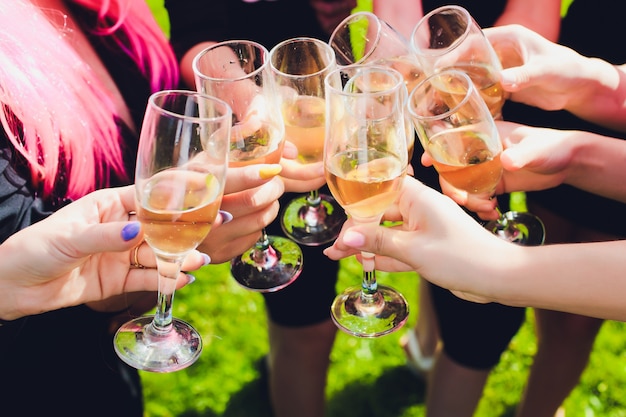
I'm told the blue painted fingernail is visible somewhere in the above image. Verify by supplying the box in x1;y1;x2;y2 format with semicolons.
186;274;196;285
219;210;233;224
121;222;141;241
201;253;211;266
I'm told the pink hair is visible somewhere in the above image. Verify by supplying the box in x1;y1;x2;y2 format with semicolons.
0;0;179;200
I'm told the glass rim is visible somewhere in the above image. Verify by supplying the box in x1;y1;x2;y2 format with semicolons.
407;69;475;121
192;39;270;83
324;64;406;99
269;36;336;79
329;11;383;67
410;5;473;59
148;89;233;122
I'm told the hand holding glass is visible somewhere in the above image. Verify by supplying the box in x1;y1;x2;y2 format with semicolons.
324;65;410;337
114;90;231;372
407;69;545;245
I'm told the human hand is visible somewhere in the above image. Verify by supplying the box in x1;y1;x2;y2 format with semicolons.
198;164;286;263
485;24;626;132
0;186;209;321
484;25;590;109
420;121;574;219
324;176;511;304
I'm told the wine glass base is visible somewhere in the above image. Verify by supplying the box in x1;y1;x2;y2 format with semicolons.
331;285;409;338
230;235;303;292
281;194;347;246
485;211;545;246
113;315;202;373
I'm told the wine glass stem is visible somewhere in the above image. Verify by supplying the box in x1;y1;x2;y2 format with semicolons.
361;251;378;295
251;228;280;267
152;256;184;332
494;205;508;227
306;188;321;206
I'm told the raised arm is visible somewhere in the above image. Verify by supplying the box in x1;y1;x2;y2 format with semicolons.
324;176;626;322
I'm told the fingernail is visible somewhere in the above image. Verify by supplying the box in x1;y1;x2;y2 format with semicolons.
219;210;233;224
186;274;196;285
121;222;141;241
343;230;365;246
259;165;282;179
201;253;211;266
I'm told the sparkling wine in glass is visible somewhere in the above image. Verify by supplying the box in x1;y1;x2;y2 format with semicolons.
328;11;425;161
410;5;506;120
114;90;231;372
269;37;347;246
193;40;303;292
407;69;545;245
324;64;410;337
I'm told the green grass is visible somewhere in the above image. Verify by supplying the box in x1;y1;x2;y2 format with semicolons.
141;260;626;417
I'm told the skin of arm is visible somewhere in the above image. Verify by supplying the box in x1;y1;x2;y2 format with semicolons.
373;0;560;46
324;176;626;322
494;0;561;41
0;186;206;321
486;25;626;132
372;0;423;39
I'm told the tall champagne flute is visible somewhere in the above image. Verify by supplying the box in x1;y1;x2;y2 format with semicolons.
324;65;410;337
193;40;303;292
114;90;231;372
328;11;424;161
410;5;506;120
407;69;545;245
268;37;347;246
410;6;545;244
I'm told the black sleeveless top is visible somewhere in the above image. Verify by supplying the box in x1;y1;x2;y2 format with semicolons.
0;5;151;416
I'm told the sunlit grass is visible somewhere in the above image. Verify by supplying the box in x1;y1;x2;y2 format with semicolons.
141;1;626;416
141;258;626;417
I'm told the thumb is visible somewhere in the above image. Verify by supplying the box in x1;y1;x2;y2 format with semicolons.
499;67;528;92
501;145;535;171
73;221;144;257
341;226;412;265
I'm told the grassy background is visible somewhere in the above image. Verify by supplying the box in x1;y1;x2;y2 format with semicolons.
141;1;626;416
141;259;626;417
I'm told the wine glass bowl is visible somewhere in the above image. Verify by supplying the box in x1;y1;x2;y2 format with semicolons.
324;64;410;337
410;5;505;119
269;37;347;246
407;69;545;245
329;11;425;95
193;40;304;292
113;90;231;372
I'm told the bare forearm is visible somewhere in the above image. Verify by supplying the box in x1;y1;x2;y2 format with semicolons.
372;0;422;40
564;59;626;132
485;241;626;321
563;131;626;202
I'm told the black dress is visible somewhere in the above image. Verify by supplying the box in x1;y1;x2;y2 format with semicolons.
0;5;150;416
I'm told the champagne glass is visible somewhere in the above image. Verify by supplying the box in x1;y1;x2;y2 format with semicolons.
407;69;545;245
193;40;303;292
410;5;505;120
114;90;231;372
324;64;410;337
411;7;545;245
328;11;424;161
268;37;347;246
329;11;425;92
